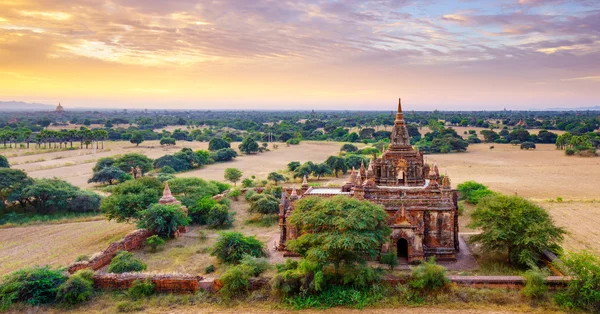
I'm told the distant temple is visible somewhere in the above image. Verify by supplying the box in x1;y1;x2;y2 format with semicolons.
278;98;459;263
55;102;65;113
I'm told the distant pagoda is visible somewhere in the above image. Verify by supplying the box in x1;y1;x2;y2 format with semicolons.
55;102;65;113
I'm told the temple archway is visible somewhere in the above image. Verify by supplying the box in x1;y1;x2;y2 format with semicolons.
397;238;408;258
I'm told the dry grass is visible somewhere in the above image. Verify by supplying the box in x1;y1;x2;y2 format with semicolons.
0;220;135;277
133;199;279;278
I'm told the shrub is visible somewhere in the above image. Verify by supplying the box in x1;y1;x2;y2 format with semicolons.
160;166;176;174
0;266;67;310
75;255;90;262
522;269;548;300
56;269;94;306
565;148;576;156
108;251;147;274
0;155;9;168
520;141;536;150
244;189;256;201
340;143;358;153
249;194;279;215
137;204;190;238
219;266;250;299
211;232;266;264
381;252;399;270
271;259;323;298
286;138;300;145
206;203;234;228
242;178;254;188
240;254;270;277
189;197;217;224
128;279;155;300
228;188;241;201
145;235;166;252
205;265;216;274
456;180;495;204
210;180;230;193
409;258;448;293
555;251;600;312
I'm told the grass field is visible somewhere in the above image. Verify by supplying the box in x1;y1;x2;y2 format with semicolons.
0;220;135;277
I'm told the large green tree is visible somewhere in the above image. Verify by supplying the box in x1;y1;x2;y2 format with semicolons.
137;204;190;238
88;167;128;185
208;137;230;151
238;137;259;154
469;194;565;268
114;153;153;178
267;172;285;185
0;168;32;209
324;156;348;177
100;177;163;222
287;196;391;273
129;131;144;146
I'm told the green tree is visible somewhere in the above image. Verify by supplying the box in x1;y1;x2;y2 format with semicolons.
129;131;144;146
238;137;259;154
312;163;332;180
100;177;163;222
114;153;153;178
160;137;176;146
0;155;9;168
93;157;115;172
210;231;266;264
249;194;279;215
0;168;32;208
137;204;190;238
208;137;230;151
324;156;348;177
287;196;391;273
88;166;128;185
340;143;358;152
469;195;565;268
287;161;301;172
267;172;285;185
21;178;80;214
224;168;243;186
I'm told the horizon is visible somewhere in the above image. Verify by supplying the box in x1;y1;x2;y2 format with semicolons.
1;0;599;110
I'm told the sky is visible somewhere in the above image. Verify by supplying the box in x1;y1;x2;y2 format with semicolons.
0;0;599;110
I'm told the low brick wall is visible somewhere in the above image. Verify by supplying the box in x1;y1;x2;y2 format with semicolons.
68;229;153;274
93;273;204;293
447;275;570;289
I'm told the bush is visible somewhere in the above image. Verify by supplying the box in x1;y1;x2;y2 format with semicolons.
340;143;358;153
56;269;94;306
205;265;216;274
240;254;270;277
244;189;256;201
228;188;241;201
160;166;176;174
522;269;548;300
211;232;266;264
242;178;254;188
0;266;67;310
520;141;536;150
137;204;190;238
456;180;495;204
210;180;230;193
271;259;323;298
206;203;234;228
286;138;300;145
381;252;399;270
0;155;10;168
108;251;147;274
128;279;154;300
189;197;216;225
219;265;250;299
409;258;448;293
565;148;576;156
555;251;600;312
249;194;279;215
145;235;166;252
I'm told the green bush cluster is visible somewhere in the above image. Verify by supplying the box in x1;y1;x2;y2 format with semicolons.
522;269;548;300
409;258;449;293
210;232;266;264
145;235;166;252
555;251;600;312
137;204;190;238
127;279;155;300
0;266;67;310
56;270;95;306
456;180;495;205
108;251;147;274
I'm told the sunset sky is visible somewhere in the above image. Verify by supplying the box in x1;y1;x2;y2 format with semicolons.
1;0;599;110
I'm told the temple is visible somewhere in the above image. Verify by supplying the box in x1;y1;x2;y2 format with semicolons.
55;102;65;113
278;98;459;263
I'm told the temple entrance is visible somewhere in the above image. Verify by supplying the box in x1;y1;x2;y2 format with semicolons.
397;238;409;263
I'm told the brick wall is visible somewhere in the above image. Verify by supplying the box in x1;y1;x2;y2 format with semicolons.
68;229;153;274
93;273;204;293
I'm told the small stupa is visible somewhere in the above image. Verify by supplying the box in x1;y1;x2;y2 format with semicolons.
158;182;189;234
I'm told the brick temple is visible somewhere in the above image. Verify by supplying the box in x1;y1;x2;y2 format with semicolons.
278;99;459;263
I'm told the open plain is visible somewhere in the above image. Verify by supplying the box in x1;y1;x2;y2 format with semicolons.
1;141;598;278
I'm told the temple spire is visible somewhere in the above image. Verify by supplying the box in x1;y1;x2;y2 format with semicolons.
398;98;402;113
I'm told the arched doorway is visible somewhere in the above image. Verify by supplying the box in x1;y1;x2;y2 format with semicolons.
397;238;408;259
